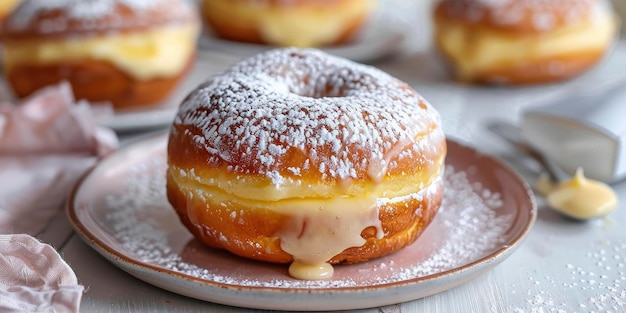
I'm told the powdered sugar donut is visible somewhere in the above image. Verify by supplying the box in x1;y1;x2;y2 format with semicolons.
1;0;200;109
434;0;618;84
166;48;446;280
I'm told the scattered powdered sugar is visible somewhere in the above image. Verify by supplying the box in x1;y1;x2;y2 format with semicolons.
383;167;511;281
103;156;514;289
172;48;445;186
510;241;626;312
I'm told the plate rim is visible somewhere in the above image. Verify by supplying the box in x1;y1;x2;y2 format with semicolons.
66;133;537;310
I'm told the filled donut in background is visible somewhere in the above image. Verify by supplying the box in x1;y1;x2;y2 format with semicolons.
0;0;200;110
166;48;446;280
433;0;619;85
199;0;377;48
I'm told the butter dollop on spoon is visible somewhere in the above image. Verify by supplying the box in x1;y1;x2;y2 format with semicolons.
488;120;618;220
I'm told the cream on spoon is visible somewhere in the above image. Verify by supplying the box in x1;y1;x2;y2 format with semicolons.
537;167;617;219
488;121;618;220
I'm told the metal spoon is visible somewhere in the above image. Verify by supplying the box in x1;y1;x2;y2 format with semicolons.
486;120;569;183
486;120;619;221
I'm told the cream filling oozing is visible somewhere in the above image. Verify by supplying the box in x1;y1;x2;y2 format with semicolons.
2;23;200;80
175;171;442;280
205;0;375;47
180;181;383;280
436;14;617;80
277;194;383;280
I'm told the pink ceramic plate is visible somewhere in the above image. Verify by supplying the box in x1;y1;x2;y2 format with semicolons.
68;134;536;311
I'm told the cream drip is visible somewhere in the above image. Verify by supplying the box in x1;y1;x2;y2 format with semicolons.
288;262;334;280
276;195;382;280
171;169;444;280
367;137;415;183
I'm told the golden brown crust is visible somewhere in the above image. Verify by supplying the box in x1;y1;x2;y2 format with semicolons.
166;169;444;264
167;48;447;194
434;0;604;34
165;48;446;266
1;0;197;41
167;94;443;190
4;55;195;109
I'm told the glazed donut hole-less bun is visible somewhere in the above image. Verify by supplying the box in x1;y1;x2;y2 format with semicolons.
200;0;377;48
433;0;619;85
0;0;200;110
166;48;447;280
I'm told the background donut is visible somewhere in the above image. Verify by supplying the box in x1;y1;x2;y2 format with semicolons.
0;0;200;109
433;0;619;84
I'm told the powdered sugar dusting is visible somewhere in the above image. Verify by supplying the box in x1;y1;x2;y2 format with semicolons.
510;241;626;312
386;166;511;281
103;156;514;289
6;0;192;34
441;0;608;31
172;48;444;186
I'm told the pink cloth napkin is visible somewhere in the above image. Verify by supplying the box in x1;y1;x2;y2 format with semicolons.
0;82;118;235
0;82;119;312
0;234;84;313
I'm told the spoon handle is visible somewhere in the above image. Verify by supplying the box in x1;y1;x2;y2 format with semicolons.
486;120;568;182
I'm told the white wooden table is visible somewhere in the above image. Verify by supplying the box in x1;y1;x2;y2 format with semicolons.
38;2;626;311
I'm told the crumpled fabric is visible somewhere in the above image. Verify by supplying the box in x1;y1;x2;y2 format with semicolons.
0;82;118;235
0;234;84;313
0;82;119;312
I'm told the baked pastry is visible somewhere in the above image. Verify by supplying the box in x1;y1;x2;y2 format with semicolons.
0;0;200;109
433;0;619;84
166;48;446;280
200;0;376;47
0;0;21;22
